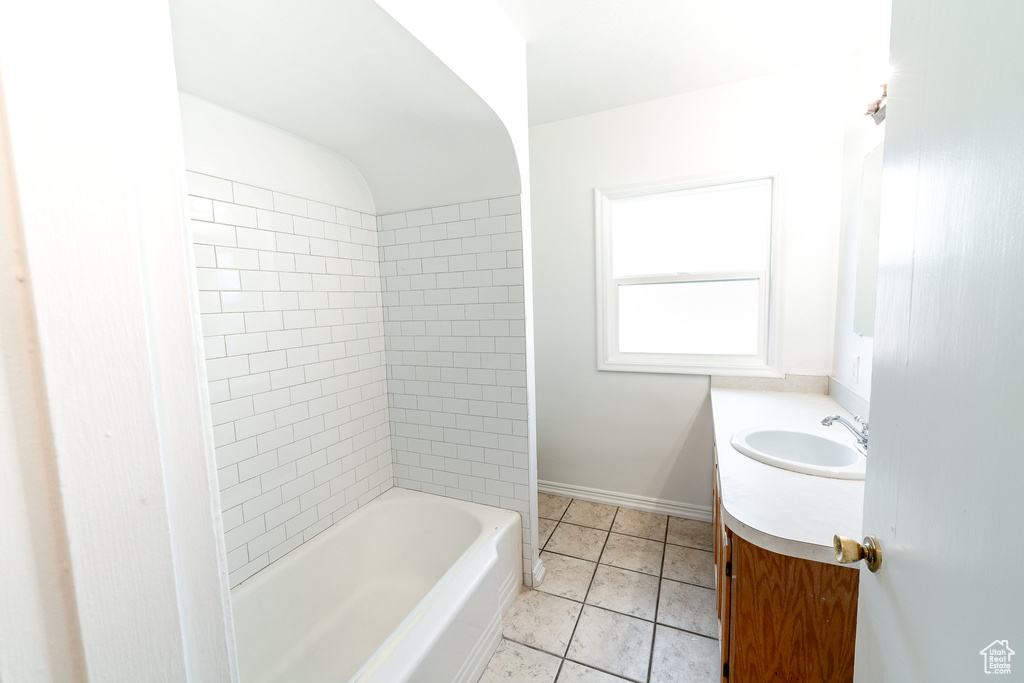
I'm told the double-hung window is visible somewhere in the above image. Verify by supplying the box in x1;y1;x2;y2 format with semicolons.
596;175;777;375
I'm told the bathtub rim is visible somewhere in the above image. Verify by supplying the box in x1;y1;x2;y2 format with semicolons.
229;486;523;683
350;489;522;681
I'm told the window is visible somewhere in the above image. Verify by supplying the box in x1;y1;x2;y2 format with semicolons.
596;175;777;375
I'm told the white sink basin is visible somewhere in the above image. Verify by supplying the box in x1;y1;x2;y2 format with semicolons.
730;427;866;480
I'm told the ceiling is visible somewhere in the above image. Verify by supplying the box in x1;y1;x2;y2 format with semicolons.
169;0;520;214
495;0;884;126
170;0;883;210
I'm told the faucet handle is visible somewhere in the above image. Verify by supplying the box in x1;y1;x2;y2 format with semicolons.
853;415;869;431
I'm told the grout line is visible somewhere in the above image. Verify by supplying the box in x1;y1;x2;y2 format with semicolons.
647;516;671;682
656;622;719;642
557;500;617;669
658;575;716;592
537;547;607;567
554;499;571;523
666;540;715;552
497;636;566;662
534;547;661;578
553;655;565;682
545;517;690;542
552;519;615;534
515;499;718;682
562;654;637;682
531;589;662;626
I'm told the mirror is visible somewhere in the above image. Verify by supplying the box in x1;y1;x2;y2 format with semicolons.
854;142;884;336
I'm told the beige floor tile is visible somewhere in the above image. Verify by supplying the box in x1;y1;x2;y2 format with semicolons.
649;626;719;683
566;606;654;683
600;533;664;576
539;518;557;549
556;660;630;682
657;579;717;637
662;545;714;588
479;638;561;682
585;565;659;620
502;589;583;656
539;493;572;520
667;517;713;551
546;523;609;562
562;500;617;530
537;551;597;602
611;508;667;541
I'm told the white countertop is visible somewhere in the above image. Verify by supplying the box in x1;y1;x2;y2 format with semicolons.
710;388;865;565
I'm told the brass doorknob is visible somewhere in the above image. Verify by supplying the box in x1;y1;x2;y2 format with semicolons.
833;534;883;573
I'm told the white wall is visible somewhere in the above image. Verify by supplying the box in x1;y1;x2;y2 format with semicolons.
0;0;235;678
0;88;87;683
374;0;528;177
181;92;545;587
530;66;846;509
182;100;394;588
179;94;376;215
374;0;544;584
832;5;892;406
187;170;393;587
171;1;519;216
377;196;537;584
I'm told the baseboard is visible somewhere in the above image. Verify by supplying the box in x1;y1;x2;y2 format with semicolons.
538;480;712;523
530;555;547;587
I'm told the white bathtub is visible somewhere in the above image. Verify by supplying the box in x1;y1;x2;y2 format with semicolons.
230;487;522;683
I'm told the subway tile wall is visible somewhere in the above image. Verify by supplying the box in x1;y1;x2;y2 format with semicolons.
377;197;536;585
187;171;393;587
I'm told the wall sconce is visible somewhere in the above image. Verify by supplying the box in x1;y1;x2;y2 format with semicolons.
866;83;887;124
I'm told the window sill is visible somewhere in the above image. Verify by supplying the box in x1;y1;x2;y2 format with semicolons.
598;359;784;378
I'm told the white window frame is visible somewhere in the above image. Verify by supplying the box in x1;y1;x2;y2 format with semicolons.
595;173;783;377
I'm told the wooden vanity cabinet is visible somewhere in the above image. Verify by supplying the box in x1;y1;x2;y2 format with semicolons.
712;463;733;679
714;467;860;682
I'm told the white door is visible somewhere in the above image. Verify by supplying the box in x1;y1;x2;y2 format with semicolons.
853;1;1024;680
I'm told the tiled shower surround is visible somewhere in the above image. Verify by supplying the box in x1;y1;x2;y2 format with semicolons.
187;172;393;587
188;171;534;586
377;199;535;584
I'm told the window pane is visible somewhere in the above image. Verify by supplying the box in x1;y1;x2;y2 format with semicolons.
611;179;771;278
618;280;760;356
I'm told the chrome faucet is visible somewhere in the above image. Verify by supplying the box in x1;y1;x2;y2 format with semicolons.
821;414;868;456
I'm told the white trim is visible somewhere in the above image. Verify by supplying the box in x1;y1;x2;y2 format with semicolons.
538;480;712;522
530;555;547;587
612;270;763;286
600;359;784;378
595;171;782;377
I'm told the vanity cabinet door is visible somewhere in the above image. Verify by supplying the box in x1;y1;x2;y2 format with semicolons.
713;470;732;682
729;535;859;682
714;462;858;681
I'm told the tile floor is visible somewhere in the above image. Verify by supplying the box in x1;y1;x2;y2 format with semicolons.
478;494;720;683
